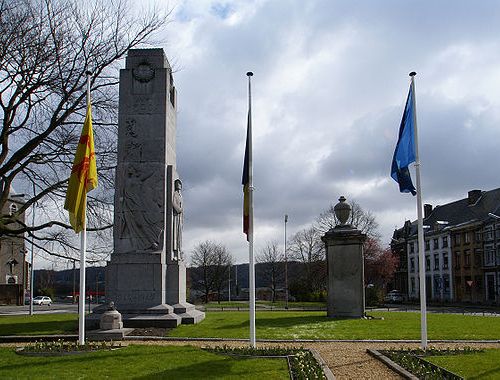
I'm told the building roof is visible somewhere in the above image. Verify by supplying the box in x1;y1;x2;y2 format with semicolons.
392;188;500;240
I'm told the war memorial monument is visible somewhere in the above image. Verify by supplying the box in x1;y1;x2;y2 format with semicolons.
89;48;204;329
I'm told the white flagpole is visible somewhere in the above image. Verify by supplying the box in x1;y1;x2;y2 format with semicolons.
246;71;256;348
411;71;428;349
78;72;91;345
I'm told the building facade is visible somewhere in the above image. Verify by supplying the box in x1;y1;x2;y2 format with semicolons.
0;192;27;305
393;188;500;305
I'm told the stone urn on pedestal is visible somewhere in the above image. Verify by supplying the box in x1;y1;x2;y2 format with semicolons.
322;196;366;318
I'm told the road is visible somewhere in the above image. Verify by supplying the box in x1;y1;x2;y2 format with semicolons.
0;303;100;316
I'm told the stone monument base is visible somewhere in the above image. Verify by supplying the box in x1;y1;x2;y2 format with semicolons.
86;303;204;329
86;328;134;341
173;302;206;324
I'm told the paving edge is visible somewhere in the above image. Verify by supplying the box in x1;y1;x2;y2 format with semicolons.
309;348;336;380
367;349;418;380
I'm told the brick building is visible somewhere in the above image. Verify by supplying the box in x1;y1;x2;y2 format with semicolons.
0;191;27;305
392;188;500;305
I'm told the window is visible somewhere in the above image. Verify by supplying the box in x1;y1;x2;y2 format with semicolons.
434;276;441;293
425;240;430;251
454;252;461;269
454;234;461;245
409;242;415;253
443;276;450;292
484;228;494;241
425;256;430;271
475;275;482;289
410;258;415;272
443;253;449;269
434;254;439;270
9;203;17;215
442;236;448;248
464;232;471;244
474;250;482;267
433;238;439;250
484;246;495;266
475;231;482;243
464;250;471;267
411;278;416;294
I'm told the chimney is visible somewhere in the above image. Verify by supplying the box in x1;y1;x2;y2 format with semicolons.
468;190;482;205
424;204;433;219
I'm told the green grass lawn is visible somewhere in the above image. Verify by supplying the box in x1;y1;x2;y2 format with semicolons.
168;311;500;340
0;314;77;336
2;311;499;340
426;349;500;379
0;345;288;379
200;301;326;309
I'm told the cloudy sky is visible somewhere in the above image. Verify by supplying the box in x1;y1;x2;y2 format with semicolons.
148;0;500;264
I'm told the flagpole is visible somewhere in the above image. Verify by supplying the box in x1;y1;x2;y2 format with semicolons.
78;71;91;345
410;71;428;349
246;71;256;348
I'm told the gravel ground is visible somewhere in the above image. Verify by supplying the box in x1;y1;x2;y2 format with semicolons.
2;340;499;379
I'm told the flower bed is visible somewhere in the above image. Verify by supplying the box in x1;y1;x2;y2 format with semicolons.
16;339;123;357
205;345;327;380
378;347;482;379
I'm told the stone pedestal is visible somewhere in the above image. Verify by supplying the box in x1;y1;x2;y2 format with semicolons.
86;303;134;341
322;197;366;318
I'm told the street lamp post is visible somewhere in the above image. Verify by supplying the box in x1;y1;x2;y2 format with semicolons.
29;184;36;316
284;214;288;309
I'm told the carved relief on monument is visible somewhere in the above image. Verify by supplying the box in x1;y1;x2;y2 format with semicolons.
132;62;155;83
115;163;165;252
121;118;142;161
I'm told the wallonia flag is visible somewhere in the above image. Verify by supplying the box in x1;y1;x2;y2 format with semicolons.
64;103;98;233
242;109;250;241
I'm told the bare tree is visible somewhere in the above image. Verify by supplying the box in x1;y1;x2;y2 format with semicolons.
0;0;168;262
315;199;380;239
256;241;284;303
288;227;326;296
190;241;233;304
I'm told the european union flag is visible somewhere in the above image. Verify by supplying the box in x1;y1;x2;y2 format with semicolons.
391;82;417;195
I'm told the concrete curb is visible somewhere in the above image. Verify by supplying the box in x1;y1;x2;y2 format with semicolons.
1;335;499;344
309;348;336;380
366;349;418;379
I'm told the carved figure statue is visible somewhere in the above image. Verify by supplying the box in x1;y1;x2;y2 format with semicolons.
172;179;183;260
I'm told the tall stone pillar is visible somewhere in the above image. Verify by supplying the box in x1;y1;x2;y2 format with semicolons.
101;48;204;327
322;196;366;318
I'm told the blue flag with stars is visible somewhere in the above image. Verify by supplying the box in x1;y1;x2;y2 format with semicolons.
391;82;417;195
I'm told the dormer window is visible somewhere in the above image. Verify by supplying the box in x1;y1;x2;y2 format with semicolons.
9;203;17;215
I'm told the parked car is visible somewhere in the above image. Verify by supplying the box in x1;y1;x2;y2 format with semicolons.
32;296;52;306
384;290;404;303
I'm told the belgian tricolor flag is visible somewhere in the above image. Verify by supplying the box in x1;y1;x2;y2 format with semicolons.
242;109;251;241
